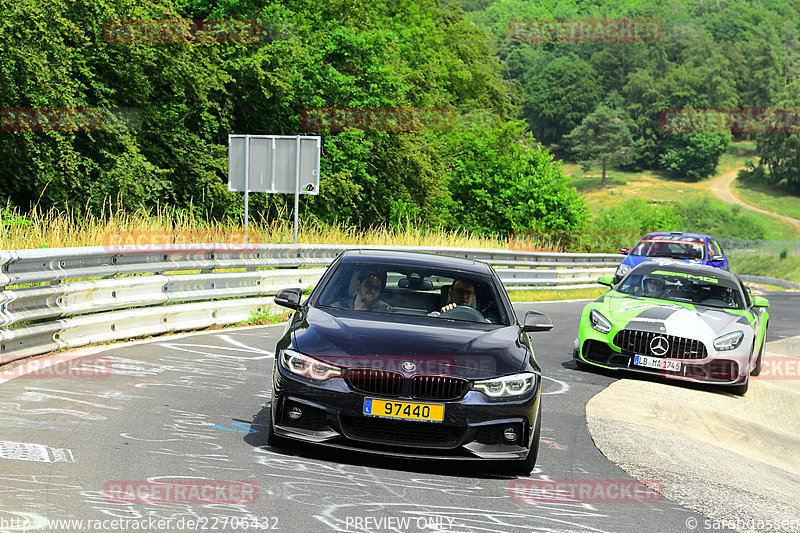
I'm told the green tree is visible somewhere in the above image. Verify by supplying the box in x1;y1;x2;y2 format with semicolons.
739;25;782;107
754;78;800;193
445;122;588;234
523;54;603;146
562;103;633;188
658;131;732;181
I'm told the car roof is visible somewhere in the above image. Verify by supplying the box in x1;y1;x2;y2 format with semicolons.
630;259;738;281
642;231;712;241
337;249;494;275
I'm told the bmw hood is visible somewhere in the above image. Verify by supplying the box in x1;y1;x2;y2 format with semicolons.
291;307;530;379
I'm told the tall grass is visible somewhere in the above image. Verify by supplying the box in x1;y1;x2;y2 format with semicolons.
1;203;562;252
729;254;800;284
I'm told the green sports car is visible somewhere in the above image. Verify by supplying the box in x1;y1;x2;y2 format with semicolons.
574;260;769;395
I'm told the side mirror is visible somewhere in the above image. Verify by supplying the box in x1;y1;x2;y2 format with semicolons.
753;295;770;308
597;275;614;287
711;254;725;262
522;311;554;333
619;247;630;255
274;287;303;310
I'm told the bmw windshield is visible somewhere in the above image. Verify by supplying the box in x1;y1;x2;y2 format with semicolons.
314;262;511;325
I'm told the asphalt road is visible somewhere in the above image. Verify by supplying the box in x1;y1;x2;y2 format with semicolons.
0;292;797;533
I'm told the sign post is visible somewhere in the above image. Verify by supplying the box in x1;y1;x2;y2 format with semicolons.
228;135;321;243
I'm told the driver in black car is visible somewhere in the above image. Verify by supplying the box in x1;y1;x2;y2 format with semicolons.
441;279;478;312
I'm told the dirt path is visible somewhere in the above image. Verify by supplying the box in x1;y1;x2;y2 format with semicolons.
708;169;800;232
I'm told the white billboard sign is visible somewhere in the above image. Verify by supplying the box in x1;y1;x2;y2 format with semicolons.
228;135;320;194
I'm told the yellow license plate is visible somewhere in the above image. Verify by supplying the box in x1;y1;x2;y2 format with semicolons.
363;398;444;423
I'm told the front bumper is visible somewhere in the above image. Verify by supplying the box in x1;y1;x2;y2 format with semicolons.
575;331;751;387
271;369;540;461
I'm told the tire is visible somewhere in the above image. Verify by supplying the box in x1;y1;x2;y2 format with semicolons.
750;328;767;377
503;403;542;477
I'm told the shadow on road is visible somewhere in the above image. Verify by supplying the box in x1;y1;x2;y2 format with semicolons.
242;404;525;480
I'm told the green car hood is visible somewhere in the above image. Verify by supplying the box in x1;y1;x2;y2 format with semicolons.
601;292;749;337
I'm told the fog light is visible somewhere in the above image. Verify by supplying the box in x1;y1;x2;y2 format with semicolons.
503;426;519;442
287;406;303;420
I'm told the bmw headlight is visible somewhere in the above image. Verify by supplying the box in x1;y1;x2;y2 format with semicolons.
589;309;612;334
713;331;744;351
280;349;342;381
616;264;631;278
473;372;537;398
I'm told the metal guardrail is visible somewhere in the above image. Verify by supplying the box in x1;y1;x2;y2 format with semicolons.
0;244;621;366
718;239;800;257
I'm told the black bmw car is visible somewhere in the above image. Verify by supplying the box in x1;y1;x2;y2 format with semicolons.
267;250;552;476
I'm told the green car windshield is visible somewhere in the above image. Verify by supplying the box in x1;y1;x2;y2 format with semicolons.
616;271;744;309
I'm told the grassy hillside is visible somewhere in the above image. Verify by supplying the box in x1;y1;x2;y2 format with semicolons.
731;181;800;224
563;142;800;241
730;255;800;284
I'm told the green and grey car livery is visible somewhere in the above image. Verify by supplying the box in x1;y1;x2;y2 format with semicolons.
574;260;768;394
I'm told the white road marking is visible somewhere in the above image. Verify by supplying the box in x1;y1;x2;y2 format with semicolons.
541;376;570;395
0;441;74;463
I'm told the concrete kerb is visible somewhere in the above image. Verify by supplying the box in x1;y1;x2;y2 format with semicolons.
585;338;800;531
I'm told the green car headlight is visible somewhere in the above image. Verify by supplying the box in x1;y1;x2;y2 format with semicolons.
473;372;537;398
590;309;612;334
713;331;743;351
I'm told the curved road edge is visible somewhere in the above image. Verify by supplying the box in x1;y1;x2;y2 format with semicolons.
709;169;800;234
585;337;800;532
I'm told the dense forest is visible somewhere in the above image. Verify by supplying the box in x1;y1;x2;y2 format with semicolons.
464;0;800;188
1;0;799;236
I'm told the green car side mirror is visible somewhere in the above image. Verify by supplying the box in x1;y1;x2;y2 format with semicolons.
597;275;614;287
753;295;770;308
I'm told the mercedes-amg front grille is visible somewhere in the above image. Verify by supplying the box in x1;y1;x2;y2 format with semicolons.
614;329;707;359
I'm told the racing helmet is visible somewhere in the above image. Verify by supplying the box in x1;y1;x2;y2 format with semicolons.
641;275;664;297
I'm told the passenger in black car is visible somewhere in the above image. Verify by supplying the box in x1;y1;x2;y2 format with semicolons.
332;269;394;312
